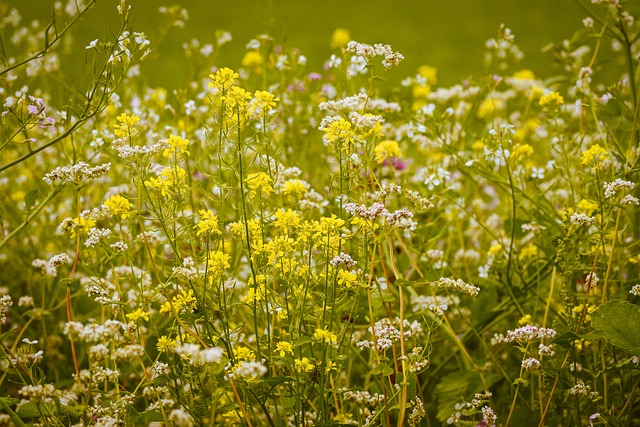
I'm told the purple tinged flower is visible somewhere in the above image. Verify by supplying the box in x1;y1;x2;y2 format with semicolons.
382;157;406;171
308;72;322;81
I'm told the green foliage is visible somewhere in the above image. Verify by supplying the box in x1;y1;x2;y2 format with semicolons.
591;300;640;353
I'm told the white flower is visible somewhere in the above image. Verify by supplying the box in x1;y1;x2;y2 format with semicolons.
86;38;99;49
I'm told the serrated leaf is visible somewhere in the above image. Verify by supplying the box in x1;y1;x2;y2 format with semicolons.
281;396;297;408
591;300;640;353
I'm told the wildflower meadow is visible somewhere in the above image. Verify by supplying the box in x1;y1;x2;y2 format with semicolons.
2;0;640;425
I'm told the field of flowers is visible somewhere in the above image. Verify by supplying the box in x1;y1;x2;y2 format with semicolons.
1;1;640;426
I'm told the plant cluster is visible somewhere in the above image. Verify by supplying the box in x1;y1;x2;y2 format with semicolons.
1;1;640;426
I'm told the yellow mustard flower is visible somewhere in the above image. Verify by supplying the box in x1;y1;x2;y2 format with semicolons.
580;144;609;169
222;86;252;115
104;194;132;219
208;67;239;91
195;209;221;237
294;357;315;373
374;140;402;164
246;171;274;196
477;97;504;119
313;327;337;344
322;118;354;146
512;143;534;160
126;308;149;322
274;209;301;233
283;179;309;198
330;28;350;49
539;91;564;107
274;341;294;357
162;134;190;159
156;335;177;353
113;112;140;139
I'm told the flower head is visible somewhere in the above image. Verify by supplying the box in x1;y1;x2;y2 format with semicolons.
104;194;132;219
580;144;609;170
208;67;239;91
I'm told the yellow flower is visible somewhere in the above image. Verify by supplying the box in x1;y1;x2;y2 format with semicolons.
512;143;534;160
208;67;239;91
126;308;149;322
246;172;274;196
325;360;337;374
104;194;132;219
322;118;354;146
159;301;173;314
195;209;221;237
313;327;338;344
113;112;140;139
412;85;431;99
161;289;197;314
251;90;279;117
518;314;532;326
274;341;294;357
418;64;438;84
539;91;564;107
242;50;263;71
477;97;504;119
221;410;241;425
518;244;538;261
294;357;315;373
337;270;357;288
472;140;485;151
222;86;252;114
488;244;503;255
162;134;190;159
234;346;256;361
145;166;187;198
283;179;309;198
330;28;351;49
580;144;609;169
274;209;301;233
66;217;95;239
157;335;177;353
577;199;598;215
208;250;231;277
374;140;402;164
572;304;597;323
512;69;535;80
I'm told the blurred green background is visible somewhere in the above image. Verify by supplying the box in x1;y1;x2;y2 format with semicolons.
10;0;587;88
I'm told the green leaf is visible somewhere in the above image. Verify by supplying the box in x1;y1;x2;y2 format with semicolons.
16;401;55;418
394;279;412;288
591;300;640;353
0;397;20;407
434;371;501;423
294;337;313;347
0;398;27;427
135;411;165;423
370;362;394;376
24;189;40;210
553;331;580;347
265;375;294;387
281;396;297;408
